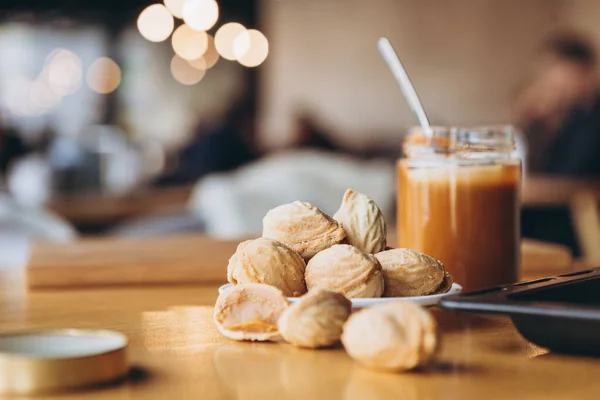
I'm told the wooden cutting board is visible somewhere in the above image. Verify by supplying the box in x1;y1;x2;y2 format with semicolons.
27;234;239;289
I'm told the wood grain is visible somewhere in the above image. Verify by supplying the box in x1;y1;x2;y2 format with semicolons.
27;235;238;289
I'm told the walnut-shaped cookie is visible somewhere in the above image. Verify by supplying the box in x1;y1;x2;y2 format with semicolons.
214;283;289;342
227;238;307;297
375;248;445;297
341;301;439;372
262;201;346;260
333;189;386;254
305;244;384;298
278;288;352;349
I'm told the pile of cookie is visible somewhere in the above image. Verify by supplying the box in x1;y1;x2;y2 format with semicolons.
214;189;451;373
227;189;453;299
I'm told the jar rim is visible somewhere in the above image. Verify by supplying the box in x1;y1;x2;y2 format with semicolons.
404;125;516;156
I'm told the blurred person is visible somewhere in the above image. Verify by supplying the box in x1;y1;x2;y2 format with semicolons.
515;32;600;256
515;32;600;176
184;111;395;238
158;96;260;185
118;107;392;237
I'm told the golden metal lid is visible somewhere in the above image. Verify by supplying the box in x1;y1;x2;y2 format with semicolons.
0;329;128;395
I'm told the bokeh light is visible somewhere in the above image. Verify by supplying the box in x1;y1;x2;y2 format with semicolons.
86;57;122;94
6;76;63;117
170;55;206;85
188;34;219;70
232;30;251;59
45;49;82;96
29;79;61;112
137;4;175;43
172;24;209;60
202;34;220;68
182;0;219;31
234;29;269;67
188;57;207;70
215;22;247;60
164;0;185;19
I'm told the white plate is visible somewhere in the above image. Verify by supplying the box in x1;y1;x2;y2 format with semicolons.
217;283;462;308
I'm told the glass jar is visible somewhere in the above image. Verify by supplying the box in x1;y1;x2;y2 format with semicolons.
398;126;521;291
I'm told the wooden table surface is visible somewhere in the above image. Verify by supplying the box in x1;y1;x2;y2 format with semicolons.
4;236;596;399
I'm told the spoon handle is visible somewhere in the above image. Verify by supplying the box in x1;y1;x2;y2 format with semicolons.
377;37;431;132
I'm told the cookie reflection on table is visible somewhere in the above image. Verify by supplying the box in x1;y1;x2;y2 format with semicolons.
344;366;422;400
213;342;351;399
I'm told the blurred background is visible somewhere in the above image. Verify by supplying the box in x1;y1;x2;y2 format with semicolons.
4;0;600;266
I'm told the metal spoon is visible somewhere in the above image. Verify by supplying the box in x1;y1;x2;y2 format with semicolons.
377;37;431;133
